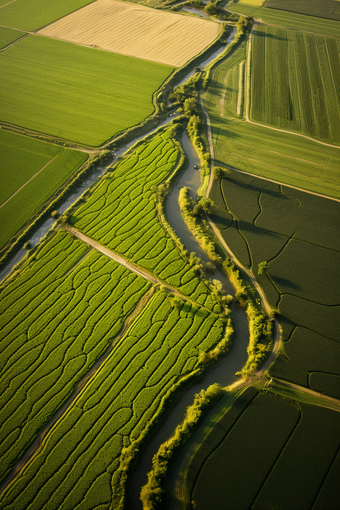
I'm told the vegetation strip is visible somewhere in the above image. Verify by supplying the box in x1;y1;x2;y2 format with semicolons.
0;230;152;484
0;290;233;509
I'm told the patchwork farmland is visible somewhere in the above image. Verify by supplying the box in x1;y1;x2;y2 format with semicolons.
0;0;340;509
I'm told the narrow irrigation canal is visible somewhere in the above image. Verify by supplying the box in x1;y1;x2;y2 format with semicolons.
128;131;249;509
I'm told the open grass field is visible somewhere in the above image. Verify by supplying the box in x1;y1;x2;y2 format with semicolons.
0;129;62;205
204;41;340;198
0;0;94;31
0;230;152;483
71;128;223;310
0;26;26;49
228;1;340;37
39;0;220;67
0;288;229;509
0;139;88;250
266;0;340;22
190;391;340;510
209;169;340;395
0;35;173;146
250;25;340;145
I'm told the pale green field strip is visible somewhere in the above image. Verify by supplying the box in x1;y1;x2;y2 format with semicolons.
0;26;25;49
0;291;229;509
0;230;152;484
0;35;173;146
0;149;88;250
250;25;340;145
0;0;95;31
204;42;340;198
228;2;340;37
72;128;223;312
0;129;62;204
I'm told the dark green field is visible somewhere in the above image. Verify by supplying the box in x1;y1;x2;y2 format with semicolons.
190;391;340;510
209;169;340;396
266;0;340;21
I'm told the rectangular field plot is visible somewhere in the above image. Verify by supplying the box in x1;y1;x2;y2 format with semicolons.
0;290;228;509
0;230;152;483
0;35;173;146
266;0;340;21
191;392;340;510
250;25;340;145
0;0;94;31
0;131;87;250
38;0;220;67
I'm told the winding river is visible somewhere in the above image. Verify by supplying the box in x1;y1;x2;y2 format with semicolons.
0;26;249;509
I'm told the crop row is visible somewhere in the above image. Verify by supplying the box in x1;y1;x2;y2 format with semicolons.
72;129;222;312
191;391;340;510
250;25;340;144
0;291;229;509
0;230;151;483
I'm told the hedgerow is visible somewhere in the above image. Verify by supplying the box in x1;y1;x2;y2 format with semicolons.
0;230;151;483
0;291;233;510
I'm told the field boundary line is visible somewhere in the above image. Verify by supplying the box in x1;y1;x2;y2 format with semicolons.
0;155;59;208
217;163;340;203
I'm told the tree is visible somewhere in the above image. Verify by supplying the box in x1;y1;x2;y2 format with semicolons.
258;261;268;275
183;97;199;116
213;166;223;179
199;197;214;214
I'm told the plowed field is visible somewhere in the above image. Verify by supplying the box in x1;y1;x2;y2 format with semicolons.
38;0;220;67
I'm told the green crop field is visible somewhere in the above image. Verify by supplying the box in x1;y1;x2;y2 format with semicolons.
204;41;340;198
0;0;94;31
72;128;222;310
228;1;340;37
0;129;63;204
0;35;173;146
209;169;340;395
250;25;340;145
0;288;229;509
0;26;26;49
0;140;88;250
0;230;152;482
266;0;340;22
190;391;340;510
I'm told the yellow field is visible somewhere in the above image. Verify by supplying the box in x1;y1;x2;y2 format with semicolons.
38;0;220;67
229;0;265;6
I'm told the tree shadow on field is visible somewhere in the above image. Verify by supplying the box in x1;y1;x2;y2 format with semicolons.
255;31;286;42
221;174;281;198
270;275;301;292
